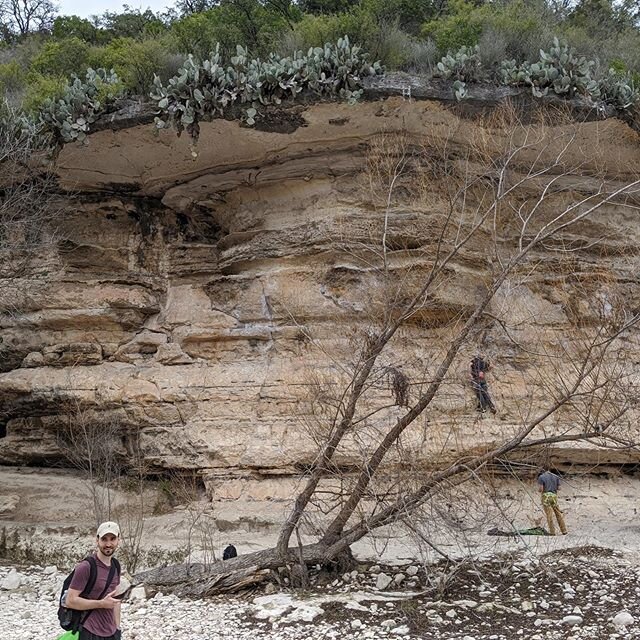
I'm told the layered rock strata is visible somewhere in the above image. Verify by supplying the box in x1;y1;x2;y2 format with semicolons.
1;96;639;503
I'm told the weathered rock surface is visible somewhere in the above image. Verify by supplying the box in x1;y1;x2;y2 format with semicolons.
2;546;640;640
0;95;639;502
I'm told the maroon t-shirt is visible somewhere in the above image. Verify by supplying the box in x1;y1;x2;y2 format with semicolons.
69;554;120;637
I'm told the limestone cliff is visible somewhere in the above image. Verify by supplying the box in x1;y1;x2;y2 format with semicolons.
1;93;639;503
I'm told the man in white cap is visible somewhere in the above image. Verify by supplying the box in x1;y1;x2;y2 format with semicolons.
66;521;122;640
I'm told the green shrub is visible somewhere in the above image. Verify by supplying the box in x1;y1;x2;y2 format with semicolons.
606;28;640;74
170;10;244;60
52;15;101;44
0;60;24;93
421;0;484;53
0;35;47;69
31;37;91;78
481;0;552;62
169;2;291;60
22;73;68;113
90;37;179;94
399;37;439;74
359;0;438;35
286;9;416;65
100;8;167;41
476;28;507;72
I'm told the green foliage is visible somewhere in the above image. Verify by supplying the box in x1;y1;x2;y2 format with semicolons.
170;9;246;60
286;7;412;67
480;0;552;62
422;0;554;63
151;36;382;140
22;73;67;113
52;16;101;44
0;60;23;94
90;37;180;94
435;44;482;82
38;68;124;144
598;67;639;109
567;0;623;37
169;1;293;59
299;0;357;14
99;8;167;40
31;37;91;78
289;10;378;52
421;0;484;53
359;0;438;35
500;37;600;99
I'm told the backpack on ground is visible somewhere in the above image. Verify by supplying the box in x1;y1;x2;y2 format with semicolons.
223;544;237;560
58;556;120;631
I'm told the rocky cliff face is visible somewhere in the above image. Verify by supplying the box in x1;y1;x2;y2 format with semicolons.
1;95;639;502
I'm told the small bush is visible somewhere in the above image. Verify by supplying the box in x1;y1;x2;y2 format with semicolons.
476;28;507;73
0;60;24;93
482;0;553;62
90;37;180;94
287;9;416;68
170;10;242;60
52;15;101;44
30;37;91;78
421;0;484;53
169;3;291;60
609;29;640;74
22;73;68;113
399;37;439;75
289;10;379;54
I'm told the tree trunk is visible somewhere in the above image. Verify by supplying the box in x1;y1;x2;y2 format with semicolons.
134;542;335;596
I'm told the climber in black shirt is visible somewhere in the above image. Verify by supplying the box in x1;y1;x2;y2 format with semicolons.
471;355;496;414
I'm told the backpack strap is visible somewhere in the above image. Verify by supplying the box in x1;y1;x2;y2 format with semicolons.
79;556;98;598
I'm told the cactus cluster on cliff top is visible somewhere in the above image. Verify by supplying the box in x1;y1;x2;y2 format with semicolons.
444;37;638;109
38;69;124;144
33;37;638;147
150;36;383;141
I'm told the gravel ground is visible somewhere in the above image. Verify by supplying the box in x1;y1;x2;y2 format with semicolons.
2;546;639;639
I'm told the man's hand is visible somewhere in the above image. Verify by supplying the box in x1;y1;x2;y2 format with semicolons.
99;591;121;609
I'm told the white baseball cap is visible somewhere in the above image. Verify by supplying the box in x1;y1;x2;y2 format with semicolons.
97;521;120;538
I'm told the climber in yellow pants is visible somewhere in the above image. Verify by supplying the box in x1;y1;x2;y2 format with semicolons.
537;470;567;535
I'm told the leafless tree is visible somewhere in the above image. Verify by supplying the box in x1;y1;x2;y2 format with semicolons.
136;104;640;595
56;401;125;524
0;0;57;37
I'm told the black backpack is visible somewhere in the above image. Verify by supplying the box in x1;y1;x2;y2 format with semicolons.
58;556;120;631
223;544;237;560
471;356;489;379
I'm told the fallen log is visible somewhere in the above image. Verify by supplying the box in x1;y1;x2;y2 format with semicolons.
133;542;337;597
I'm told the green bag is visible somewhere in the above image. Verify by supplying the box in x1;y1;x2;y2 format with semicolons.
56;631;79;640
